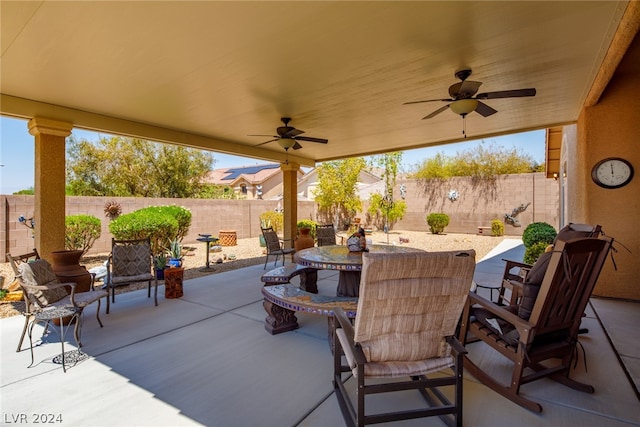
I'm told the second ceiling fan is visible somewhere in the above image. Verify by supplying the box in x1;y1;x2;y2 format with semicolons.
404;68;536;120
249;117;328;151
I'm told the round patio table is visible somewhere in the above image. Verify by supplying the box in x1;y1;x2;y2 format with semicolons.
295;244;424;297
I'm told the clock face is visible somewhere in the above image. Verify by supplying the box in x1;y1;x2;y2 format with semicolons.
591;158;634;189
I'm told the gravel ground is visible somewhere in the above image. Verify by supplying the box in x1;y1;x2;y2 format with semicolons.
0;231;506;318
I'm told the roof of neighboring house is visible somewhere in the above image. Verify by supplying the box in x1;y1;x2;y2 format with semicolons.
205;163;282;186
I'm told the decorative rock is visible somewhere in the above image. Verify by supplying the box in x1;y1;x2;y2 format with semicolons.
216;258;223;264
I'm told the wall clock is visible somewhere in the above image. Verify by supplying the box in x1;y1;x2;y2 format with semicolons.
591;157;634;189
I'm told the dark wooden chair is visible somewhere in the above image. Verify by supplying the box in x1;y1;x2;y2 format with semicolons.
485;223;603;306
106;237;158;313
333;250;476;427
459;236;613;412
261;227;295;269
316;224;338;246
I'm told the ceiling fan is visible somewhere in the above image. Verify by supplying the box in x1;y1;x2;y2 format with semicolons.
404;68;536;124
249;117;328;151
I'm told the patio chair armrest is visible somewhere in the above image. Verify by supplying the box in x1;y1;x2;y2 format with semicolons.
501;258;533;269
20;280;75;292
446;335;467;356
468;291;535;343
334;307;354;342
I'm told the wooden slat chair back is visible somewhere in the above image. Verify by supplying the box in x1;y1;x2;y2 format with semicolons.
496;223;603;305
459;236;613;413
333;250;476;427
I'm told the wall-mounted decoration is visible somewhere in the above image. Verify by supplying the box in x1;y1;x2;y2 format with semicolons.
447;190;459;202
504;202;531;227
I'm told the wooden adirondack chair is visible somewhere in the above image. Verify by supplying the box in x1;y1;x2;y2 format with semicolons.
458;236;613;412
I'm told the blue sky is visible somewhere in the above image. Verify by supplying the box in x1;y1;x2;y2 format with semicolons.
0;116;545;194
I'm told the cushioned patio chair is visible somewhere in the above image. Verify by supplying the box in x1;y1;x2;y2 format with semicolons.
458;236;613;413
261;227;295;269
7;248;41;276
333;250;476;427
16;259;107;369
106;237;158;313
9;251;107;353
316;224;338;246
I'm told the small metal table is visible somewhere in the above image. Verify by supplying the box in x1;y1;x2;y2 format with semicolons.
29;305;83;372
197;234;219;270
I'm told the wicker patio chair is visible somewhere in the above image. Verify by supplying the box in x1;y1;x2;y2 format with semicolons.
333;250;476;427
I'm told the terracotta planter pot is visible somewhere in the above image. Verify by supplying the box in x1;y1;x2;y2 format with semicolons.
50;250;92;293
50;249;92;325
295;228;314;251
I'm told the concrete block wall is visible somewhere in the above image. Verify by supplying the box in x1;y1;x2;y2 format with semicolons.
2;172;558;261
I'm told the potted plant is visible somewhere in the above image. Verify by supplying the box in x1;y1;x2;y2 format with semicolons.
155;252;168;280
168;239;183;268
295;219;317;251
259;217;271;247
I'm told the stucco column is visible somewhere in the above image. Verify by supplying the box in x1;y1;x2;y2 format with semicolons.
28;118;72;260
280;162;300;248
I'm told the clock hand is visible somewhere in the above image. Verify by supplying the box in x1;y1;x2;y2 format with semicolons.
611;163;614;175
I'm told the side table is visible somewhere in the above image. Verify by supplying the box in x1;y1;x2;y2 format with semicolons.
29;305;83;372
197;234;219;270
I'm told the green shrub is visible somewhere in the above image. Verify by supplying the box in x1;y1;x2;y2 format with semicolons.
524;241;549;264
65;214;101;256
109;210;178;256
491;219;505;237
426;213;450;234
260;211;283;233
137;205;191;241
297;219;318;240
522;222;557;248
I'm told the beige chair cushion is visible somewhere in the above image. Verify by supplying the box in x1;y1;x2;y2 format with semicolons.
112;244;151;277
19;260;68;306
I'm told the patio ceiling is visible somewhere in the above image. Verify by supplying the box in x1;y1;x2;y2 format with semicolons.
0;1;629;167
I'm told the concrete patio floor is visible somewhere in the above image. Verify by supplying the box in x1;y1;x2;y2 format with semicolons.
1;240;638;427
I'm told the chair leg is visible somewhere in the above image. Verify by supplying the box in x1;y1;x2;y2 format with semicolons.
95;300;104;327
153;279;158;306
16;315;30;352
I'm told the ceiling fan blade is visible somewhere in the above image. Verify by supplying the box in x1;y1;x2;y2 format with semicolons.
404;98;452;105
292;142;303;150
255;138;279;146
450;80;482;98
476;88;536;99
475;101;498;117
422;104;450;119
283;128;304;138
295;136;328;144
248;134;278;138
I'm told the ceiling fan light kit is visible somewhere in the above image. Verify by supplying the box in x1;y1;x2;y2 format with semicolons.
277;137;296;150
450;99;478;116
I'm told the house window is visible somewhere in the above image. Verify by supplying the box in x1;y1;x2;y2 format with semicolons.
240;184;247;194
